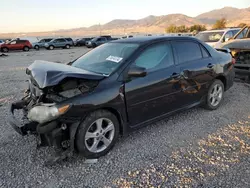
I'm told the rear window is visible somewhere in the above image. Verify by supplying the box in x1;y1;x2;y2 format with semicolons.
196;31;224;42
173;41;202;64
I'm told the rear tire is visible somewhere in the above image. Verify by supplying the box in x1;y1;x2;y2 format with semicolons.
23;46;30;51
1;47;9;53
203;79;224;110
75;110;120;159
65;44;70;49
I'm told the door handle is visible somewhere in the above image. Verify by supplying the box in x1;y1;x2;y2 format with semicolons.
207;63;214;68
171;72;180;78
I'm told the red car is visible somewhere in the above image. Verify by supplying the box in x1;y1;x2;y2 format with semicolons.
0;39;32;52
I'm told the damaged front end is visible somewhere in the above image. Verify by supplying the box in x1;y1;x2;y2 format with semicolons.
231;49;250;81
221;25;250;82
8;60;103;163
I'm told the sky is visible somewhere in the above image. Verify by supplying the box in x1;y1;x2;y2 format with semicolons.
1;0;250;33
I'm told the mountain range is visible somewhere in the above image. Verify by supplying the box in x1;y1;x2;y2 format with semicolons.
1;6;250;38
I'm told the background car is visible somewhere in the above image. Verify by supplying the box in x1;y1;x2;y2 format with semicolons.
86;37;108;48
196;28;241;48
65;38;74;46
74;37;93;46
0;39;32;52
221;25;250;82
32;38;53;50
0;40;4;45
86;36;118;48
44;38;73;50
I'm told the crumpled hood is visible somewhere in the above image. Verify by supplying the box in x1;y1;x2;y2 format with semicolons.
222;39;250;50
26;60;105;89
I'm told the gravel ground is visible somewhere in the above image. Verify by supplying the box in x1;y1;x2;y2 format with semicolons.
0;48;250;187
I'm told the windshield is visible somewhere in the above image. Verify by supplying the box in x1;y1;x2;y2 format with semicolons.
72;42;139;75
196;31;224;42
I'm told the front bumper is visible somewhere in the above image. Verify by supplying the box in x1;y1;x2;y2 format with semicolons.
234;64;250;80
8;100;38;135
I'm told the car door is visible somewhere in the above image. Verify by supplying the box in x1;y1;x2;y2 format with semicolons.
57;39;66;47
39;39;45;47
172;40;216;105
8;40;18;50
124;41;182;127
16;40;25;50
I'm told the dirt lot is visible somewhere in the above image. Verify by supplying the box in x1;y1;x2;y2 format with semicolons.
1;48;250;187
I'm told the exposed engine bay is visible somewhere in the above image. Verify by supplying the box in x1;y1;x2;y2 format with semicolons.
8;60;103;164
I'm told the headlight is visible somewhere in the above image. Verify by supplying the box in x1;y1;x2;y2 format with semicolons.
27;104;70;124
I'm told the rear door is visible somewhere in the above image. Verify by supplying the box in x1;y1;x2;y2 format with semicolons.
56;39;66;47
172;40;216;105
124;41;182;126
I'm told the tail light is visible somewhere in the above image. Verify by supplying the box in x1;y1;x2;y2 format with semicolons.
232;58;236;64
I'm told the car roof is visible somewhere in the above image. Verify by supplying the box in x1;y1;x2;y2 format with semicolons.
111;36;199;45
200;28;241;33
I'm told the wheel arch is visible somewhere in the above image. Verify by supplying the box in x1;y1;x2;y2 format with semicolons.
215;75;227;90
99;107;125;135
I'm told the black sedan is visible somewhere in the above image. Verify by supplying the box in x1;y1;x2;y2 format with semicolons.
74;37;93;46
9;36;235;162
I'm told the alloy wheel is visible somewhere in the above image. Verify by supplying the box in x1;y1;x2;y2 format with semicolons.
84;118;115;153
209;84;223;107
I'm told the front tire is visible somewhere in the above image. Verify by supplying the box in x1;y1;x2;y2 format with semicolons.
65;44;70;49
34;45;39;50
76;110;120;159
204;79;224;110
1;47;9;52
49;45;54;50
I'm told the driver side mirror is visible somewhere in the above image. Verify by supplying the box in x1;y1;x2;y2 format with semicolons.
128;66;147;77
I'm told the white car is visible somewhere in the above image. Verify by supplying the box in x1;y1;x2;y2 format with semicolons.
196;28;241;48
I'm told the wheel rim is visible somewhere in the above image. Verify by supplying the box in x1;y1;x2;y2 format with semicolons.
66;45;69;48
3;48;7;52
35;46;38;49
25;47;28;51
209;84;223;107
85;118;115;153
50;46;53;50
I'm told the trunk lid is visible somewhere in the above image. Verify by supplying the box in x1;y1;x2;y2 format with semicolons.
26;60;105;89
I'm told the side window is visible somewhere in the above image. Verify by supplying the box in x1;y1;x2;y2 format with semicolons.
133;42;174;72
232;30;239;36
53;39;59;43
173;41;202;64
236;28;248;39
58;39;66;42
200;45;210;58
97;38;101;41
10;41;17;44
17;40;25;44
39;40;44;43
224;31;233;41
